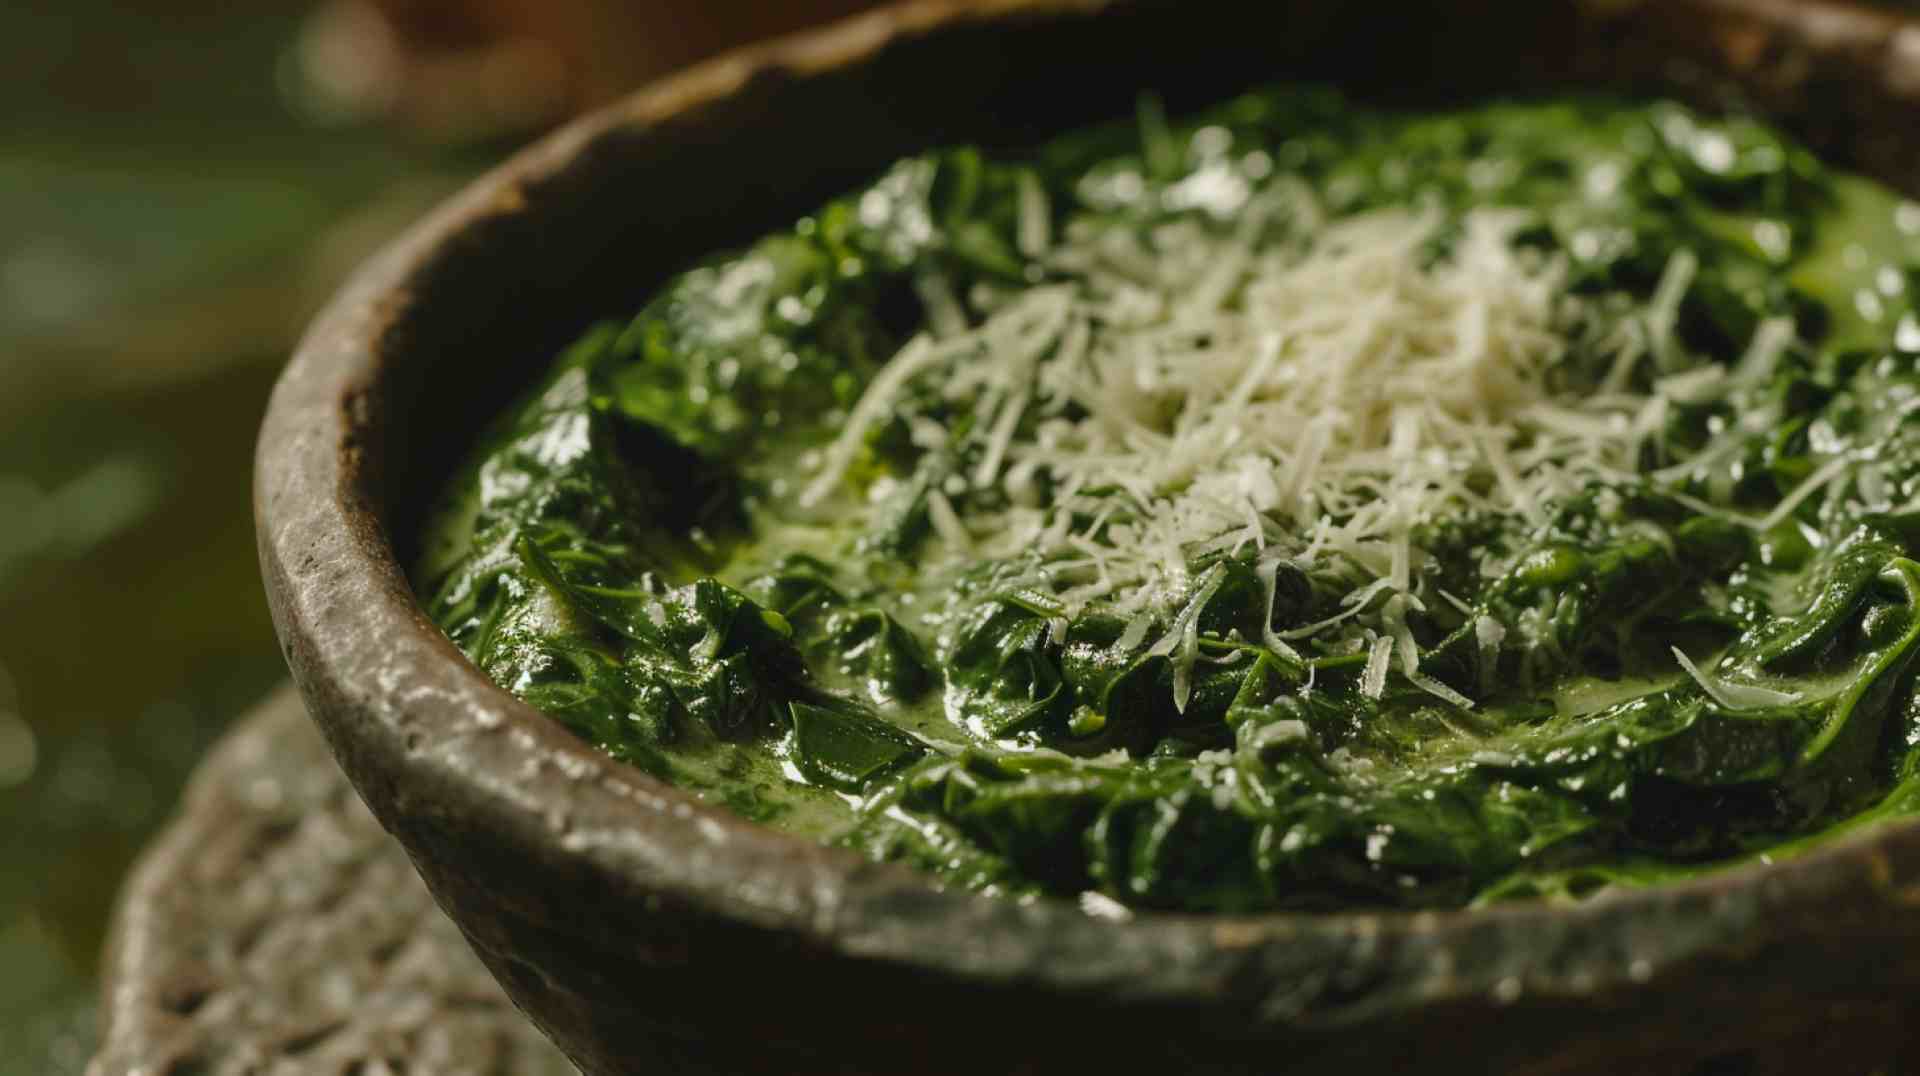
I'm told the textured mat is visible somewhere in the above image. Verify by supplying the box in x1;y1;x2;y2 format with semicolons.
87;684;575;1075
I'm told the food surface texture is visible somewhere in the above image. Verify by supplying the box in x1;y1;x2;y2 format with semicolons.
416;89;1920;912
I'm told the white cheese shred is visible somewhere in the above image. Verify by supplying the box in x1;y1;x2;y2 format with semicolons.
1758;454;1852;532
801;163;1800;708
1412;673;1475;710
1645;248;1698;373
926;488;972;550
800;335;941;508
1361;633;1393;701
1017;170;1051;258
1474;615;1506;697
1255;559;1305;662
916;270;968;338
1670;646;1801;710
1148;563;1227;713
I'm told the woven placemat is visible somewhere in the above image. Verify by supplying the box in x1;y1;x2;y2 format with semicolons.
87;684;575;1075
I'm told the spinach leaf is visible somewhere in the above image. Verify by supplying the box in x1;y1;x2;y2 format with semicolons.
944;598;1067;739
789;699;926;792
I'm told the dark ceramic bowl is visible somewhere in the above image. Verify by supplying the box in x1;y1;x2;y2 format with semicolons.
257;2;1920;1072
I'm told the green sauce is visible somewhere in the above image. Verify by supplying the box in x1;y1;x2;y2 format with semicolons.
415;88;1920;911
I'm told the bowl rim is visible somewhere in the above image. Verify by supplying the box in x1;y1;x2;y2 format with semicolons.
256;0;1920;1030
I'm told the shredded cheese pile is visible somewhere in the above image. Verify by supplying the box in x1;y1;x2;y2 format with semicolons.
995;203;1601;610
802;178;1790;701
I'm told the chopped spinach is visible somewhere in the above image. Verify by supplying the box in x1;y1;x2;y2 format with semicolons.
416;87;1920;912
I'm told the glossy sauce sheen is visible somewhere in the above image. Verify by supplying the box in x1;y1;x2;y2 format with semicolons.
416;90;1920;911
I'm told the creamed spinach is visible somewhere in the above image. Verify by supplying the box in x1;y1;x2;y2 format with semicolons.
416;89;1920;911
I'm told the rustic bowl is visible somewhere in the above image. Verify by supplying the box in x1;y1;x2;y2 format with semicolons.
256;1;1920;1072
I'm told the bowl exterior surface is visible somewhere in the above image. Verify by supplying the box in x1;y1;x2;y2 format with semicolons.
258;1;1920;1072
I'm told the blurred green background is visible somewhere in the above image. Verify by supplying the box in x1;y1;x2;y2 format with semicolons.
0;1;874;1069
0;4;480;1071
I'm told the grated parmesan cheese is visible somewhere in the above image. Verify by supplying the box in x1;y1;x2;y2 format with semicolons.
966;204;1651;626
801;173;1785;702
1670;646;1801;710
1361;632;1393;700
